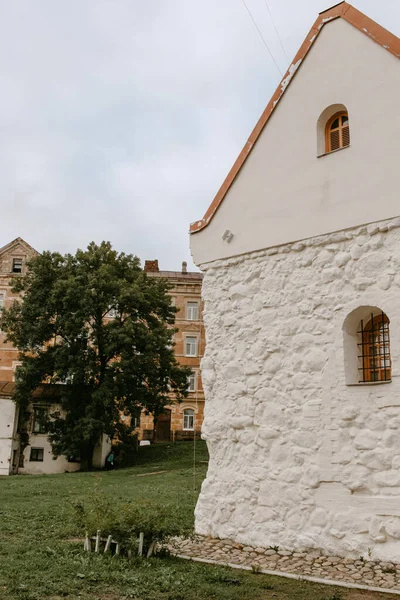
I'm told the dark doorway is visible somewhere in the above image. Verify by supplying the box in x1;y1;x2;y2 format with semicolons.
155;410;171;442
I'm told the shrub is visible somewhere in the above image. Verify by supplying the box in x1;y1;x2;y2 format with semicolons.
71;490;190;556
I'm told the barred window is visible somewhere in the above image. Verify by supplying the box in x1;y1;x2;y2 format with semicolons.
359;312;391;382
325;111;350;153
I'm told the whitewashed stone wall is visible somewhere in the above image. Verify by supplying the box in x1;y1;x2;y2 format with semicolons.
0;398;16;475
195;216;400;562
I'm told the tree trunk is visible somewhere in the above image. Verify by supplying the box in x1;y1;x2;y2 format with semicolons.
80;442;95;471
153;415;158;442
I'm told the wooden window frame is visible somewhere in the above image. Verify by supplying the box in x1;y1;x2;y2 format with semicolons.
359;312;391;383
183;408;195;431
30;447;44;462
32;407;48;434
11;258;23;274
186;301;199;321
325;111;350;153
185;336;198;357
187;372;196;392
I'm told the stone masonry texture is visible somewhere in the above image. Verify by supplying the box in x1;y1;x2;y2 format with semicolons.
167;535;400;592
195;216;400;563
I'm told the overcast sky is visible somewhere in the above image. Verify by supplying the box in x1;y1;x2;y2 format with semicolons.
0;0;398;270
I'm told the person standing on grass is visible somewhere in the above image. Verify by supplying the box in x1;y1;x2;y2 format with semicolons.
105;451;115;470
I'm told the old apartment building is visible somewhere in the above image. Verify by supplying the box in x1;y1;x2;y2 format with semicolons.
0;239;39;475
139;259;205;442
0;238;110;475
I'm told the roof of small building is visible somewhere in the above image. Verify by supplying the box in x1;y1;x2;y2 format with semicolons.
0;382;64;400
189;1;400;235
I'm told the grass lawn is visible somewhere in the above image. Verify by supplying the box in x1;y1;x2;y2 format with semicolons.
0;441;397;600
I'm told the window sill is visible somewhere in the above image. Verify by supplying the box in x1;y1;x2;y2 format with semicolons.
346;380;392;386
317;145;350;159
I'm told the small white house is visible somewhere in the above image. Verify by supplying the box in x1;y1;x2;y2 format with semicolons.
191;3;400;560
0;384;110;475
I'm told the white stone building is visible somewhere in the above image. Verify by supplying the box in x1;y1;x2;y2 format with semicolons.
190;3;400;561
0;383;109;475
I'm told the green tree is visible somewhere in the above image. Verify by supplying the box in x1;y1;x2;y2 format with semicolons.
1;242;190;469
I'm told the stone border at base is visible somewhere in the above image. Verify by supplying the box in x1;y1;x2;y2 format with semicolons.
166;536;400;594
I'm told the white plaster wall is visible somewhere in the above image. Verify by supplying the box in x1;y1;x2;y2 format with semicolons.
20;434;81;475
191;18;400;265
0;399;16;476
195;216;400;561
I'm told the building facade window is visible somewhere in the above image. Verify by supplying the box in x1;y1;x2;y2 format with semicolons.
185;336;197;357
30;447;44;462
12;258;23;273
107;306;118;318
12;361;23;382
186;302;199;321
188;372;196;392
0;292;4;333
359;312;391;382
32;407;48;434
183;408;194;431
325;111;350;153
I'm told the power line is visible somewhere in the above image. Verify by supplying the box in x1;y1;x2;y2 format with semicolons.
240;0;283;76
263;0;290;63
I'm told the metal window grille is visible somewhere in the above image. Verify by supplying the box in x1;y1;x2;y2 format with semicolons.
358;312;391;382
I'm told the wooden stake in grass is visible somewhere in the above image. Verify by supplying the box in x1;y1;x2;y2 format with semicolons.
95;530;101;553
138;532;144;556
147;540;156;558
84;532;91;552
115;543;120;556
104;535;112;553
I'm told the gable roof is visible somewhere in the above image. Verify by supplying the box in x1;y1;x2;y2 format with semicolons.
0;237;39;257
190;1;400;235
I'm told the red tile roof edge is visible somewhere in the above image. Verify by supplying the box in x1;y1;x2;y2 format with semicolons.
189;2;400;235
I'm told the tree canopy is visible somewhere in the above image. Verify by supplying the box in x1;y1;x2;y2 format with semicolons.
1;242;190;468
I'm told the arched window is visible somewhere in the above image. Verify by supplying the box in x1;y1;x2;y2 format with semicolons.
343;307;392;385
360;312;391;382
325;111;350;153
183;408;194;431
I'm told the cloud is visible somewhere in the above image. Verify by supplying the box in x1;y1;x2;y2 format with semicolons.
0;0;397;269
